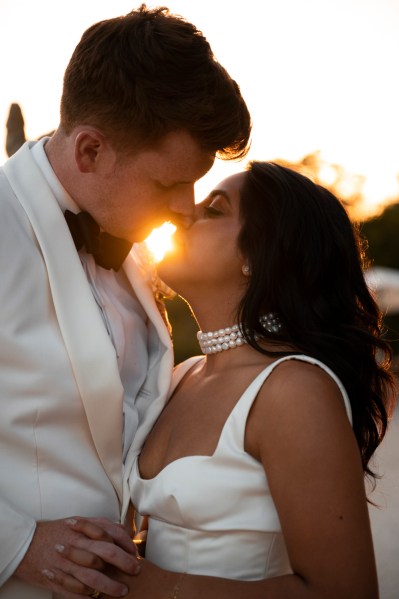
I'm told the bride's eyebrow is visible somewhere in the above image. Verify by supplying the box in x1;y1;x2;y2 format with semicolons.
207;189;231;205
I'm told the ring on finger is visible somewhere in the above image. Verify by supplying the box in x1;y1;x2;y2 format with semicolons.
89;591;102;599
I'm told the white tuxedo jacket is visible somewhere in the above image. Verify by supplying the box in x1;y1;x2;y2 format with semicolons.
0;142;173;598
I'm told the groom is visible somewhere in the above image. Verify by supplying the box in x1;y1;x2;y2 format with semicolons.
0;5;251;598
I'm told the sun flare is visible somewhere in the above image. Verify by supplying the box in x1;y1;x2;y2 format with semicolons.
144;222;177;263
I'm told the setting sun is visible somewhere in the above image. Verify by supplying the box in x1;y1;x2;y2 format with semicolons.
144;222;177;263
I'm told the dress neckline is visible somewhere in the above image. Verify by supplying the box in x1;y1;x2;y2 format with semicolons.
137;356;290;482
136;354;352;482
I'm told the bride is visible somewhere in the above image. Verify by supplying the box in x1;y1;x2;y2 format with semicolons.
52;161;395;598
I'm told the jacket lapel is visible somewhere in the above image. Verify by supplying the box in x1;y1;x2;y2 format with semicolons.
123;250;174;451
3;142;124;502
121;251;174;519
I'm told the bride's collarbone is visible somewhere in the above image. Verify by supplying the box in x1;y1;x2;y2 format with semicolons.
139;357;283;478
163;361;272;437
175;357;274;402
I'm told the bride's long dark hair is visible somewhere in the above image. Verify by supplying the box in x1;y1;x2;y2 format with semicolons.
237;161;396;483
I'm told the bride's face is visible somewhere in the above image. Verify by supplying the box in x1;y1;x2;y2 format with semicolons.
157;171;247;297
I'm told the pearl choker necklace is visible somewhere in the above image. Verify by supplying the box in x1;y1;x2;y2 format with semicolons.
197;324;246;354
196;313;282;355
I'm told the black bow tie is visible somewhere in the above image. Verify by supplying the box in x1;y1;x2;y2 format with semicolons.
65;210;132;271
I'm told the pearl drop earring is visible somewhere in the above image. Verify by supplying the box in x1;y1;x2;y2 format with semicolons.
260;313;282;333
242;264;251;276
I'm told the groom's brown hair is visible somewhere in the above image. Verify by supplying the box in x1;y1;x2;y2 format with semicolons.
60;4;251;158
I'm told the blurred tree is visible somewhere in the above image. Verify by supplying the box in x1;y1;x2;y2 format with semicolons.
5;103;54;158
361;203;399;357
275;151;366;220
165;295;200;364
361;203;399;269
6;103;26;157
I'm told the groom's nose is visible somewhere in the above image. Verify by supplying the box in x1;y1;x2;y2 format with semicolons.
168;187;196;229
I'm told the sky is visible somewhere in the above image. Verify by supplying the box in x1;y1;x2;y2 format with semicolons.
1;0;399;216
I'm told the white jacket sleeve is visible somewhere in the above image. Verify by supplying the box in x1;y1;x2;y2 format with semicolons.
0;497;36;586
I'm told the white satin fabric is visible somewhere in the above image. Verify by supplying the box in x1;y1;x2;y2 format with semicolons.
0;142;173;598
131;354;352;580
30;138;149;460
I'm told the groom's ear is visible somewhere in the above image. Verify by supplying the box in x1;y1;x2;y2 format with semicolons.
74;128;116;174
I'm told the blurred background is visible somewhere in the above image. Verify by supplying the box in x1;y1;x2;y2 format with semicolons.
1;2;399;595
2;0;399;363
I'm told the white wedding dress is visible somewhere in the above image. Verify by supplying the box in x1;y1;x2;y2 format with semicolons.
130;354;352;580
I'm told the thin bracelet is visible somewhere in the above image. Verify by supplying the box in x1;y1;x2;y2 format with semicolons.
169;572;186;599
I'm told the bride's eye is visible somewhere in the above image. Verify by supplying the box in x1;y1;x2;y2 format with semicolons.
203;205;223;218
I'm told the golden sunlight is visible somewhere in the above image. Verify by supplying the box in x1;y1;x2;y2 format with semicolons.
144;222;177;263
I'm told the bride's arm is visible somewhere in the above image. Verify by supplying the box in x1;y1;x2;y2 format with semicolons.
49;362;378;599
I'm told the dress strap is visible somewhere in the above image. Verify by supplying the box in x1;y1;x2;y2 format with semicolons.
271;355;353;424
215;354;353;456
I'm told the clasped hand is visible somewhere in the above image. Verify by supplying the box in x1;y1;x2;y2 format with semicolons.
15;516;140;598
